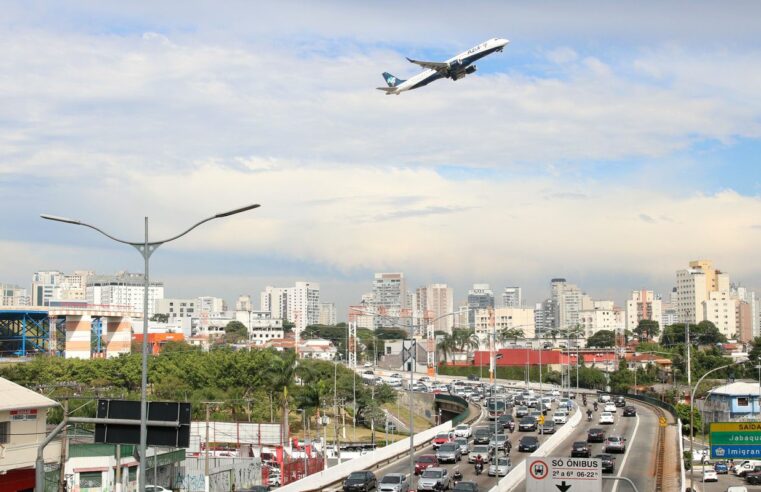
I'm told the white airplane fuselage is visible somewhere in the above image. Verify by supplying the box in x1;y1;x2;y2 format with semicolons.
381;37;509;94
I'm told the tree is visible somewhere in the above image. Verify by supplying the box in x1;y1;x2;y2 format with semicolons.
498;328;524;347
587;330;615;348
223;320;248;344
150;313;169;323
633;320;660;341
661;322;727;347
437;334;457;365
453;329;479;360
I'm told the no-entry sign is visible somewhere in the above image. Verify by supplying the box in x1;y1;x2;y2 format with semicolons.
526;457;602;492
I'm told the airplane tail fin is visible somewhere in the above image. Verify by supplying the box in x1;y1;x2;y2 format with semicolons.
383;72;405;87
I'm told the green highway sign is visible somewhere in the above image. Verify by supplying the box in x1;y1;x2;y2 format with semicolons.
710;422;761;459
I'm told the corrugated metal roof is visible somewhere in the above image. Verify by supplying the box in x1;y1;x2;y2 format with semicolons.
0;377;58;411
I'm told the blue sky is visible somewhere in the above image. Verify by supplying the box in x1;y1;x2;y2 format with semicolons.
1;1;761;315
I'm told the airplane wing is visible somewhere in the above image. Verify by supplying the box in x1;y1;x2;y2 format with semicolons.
406;57;449;72
376;87;398;94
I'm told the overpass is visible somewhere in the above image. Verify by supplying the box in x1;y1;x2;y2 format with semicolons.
0;304;139;359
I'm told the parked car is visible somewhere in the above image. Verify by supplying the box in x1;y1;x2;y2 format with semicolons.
571;441;591;458
414;455;439;475
454;424;472;438
436;442;462;463
540;420;556;435
604;436;626;453
519;416;538;432
343;471;377;492
453;481;480;492
599;412;615;425
623;406;637;417
519;436;539;452
454;437;470;455
378;473;409;492
417;467;450;491
595;454;616;473
488;456;511;477
587;428;606;443
702;469;718;482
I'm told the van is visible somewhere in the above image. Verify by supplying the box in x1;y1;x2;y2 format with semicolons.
735;460;761;477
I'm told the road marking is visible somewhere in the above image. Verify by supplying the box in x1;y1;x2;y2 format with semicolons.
611;412;640;492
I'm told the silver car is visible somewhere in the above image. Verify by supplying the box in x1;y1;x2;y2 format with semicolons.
436;442;462;463
378;473;409;492
417;467;449;491
488;456;511;477
454;437;470;455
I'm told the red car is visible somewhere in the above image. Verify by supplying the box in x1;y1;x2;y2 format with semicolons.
415;455;439;475
432;431;453;449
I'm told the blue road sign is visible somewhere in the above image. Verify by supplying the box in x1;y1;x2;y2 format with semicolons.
711;445;761;460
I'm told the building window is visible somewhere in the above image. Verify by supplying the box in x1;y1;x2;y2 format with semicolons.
0;421;9;443
738;397;750;407
80;471;103;488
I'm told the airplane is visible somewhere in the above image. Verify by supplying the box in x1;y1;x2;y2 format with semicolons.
377;37;509;95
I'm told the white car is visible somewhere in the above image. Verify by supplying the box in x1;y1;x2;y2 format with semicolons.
454;424;472;438
703;469;718;482
488;456;511;476
599;412;615;425
553;411;568;424
603;403;617;413
551;389;561;397
146;487;170;492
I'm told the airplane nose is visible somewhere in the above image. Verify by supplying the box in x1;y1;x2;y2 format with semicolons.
500;39;510;47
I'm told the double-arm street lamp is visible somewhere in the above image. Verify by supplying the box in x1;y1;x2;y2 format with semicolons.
41;204;260;492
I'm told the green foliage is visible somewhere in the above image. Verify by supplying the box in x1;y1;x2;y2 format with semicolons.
587;330;615;348
375;328;407;340
150;313;169;323
661;322;727;347
633;320;660;341
223;320;248;344
676;403;702;436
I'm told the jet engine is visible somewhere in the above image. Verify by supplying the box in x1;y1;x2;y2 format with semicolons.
451;65;477;80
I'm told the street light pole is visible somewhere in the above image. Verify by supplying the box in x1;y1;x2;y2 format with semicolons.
41;204;260;492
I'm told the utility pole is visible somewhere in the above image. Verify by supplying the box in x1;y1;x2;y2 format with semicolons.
408;339;416;491
203;401;222;492
58;399;68;492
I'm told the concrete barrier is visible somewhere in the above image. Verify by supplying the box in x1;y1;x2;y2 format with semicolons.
677;418;685;490
490;407;582;492
276;421;453;492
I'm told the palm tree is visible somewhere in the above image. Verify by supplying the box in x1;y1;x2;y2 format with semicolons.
436;333;457;366
498;327;524;348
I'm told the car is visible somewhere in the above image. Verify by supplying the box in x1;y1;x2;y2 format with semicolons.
529;410;543;420
363;362;373;368
432;431;452;449
497;414;514;431
595;454;616;473
473;428;493;445
571;441;591;458
515;405;530;418
452;481;480;492
343;471;377;492
519;436;539;452
553;411;569;424
417;467;449;491
746;470;761;484
146;487;171;492
454;424;472;438
598;393;611;403
714;462;729;474
613;395;626;407
603;403;617;413
540;420;556;434
702;469;718;482
599;412;615;424
414;455;439;475
551;389;561;397
727;487;750;492
604;436;626;453
454;437;470;455
436;442;462;463
622;406;637;417
468;374;480;381
489;434;509;452
488;456;511;476
519;416;538;432
587;428;606;443
469;445;492;463
379;473;409;492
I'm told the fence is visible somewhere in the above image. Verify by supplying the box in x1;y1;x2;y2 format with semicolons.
177;456;262;492
280;454;325;486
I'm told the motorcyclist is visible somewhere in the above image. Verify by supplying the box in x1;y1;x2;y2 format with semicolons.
505;439;512;454
586;408;593;421
593;402;598;411
452;470;463;484
475;454;484;475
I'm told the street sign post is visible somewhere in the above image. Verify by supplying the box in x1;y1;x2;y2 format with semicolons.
710;422;761;459
659;416;667;428
526;457;602;492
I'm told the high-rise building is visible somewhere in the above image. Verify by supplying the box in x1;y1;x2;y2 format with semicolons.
0;284;29;306
372;272;407;329
578;300;623;338
551;278;582;330
474;307;535;339
86;271;164;317
625;290;663;332
31;271;63;306
425;283;454;333
703;290;737;339
534;299;555;337
196;296;226;313
501;287;522;308
235;295;252;311
467;284;494;328
260;286;288;320
155;298;197;322
287;281;320;332
733;286;759;340
675;260;730;324
319;302;337;326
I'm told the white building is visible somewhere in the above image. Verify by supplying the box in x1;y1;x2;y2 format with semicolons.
551;278;582;330
578;301;623;338
235;294;252;311
474;307;536;339
425;283;454;333
0;378;61;485
86;271;164;318
31;270;63;306
501;287;522;308
675;260;730;324
703;290;737;338
372;272;408;329
154;298;197;322
1;284;29;306
625;290;663;332
319;302;337;325
260;286;288;319
467;284;494;328
197;296;226;313
287;281;320;332
298;338;338;360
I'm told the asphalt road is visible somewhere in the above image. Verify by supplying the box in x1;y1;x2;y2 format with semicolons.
356;398;661;492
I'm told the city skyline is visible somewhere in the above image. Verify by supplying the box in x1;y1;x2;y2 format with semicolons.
1;2;760;320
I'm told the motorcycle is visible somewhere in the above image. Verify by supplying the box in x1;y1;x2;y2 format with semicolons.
593;402;598;411
508;421;515;433
475;461;484;476
452;470;463;484
587;413;592;422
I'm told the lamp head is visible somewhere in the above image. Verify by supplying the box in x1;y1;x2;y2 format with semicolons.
214;204;260;218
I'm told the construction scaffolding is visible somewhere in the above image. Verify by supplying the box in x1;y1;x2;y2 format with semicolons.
0;309;56;357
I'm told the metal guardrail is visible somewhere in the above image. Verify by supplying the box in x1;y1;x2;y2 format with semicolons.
620;393;678;417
